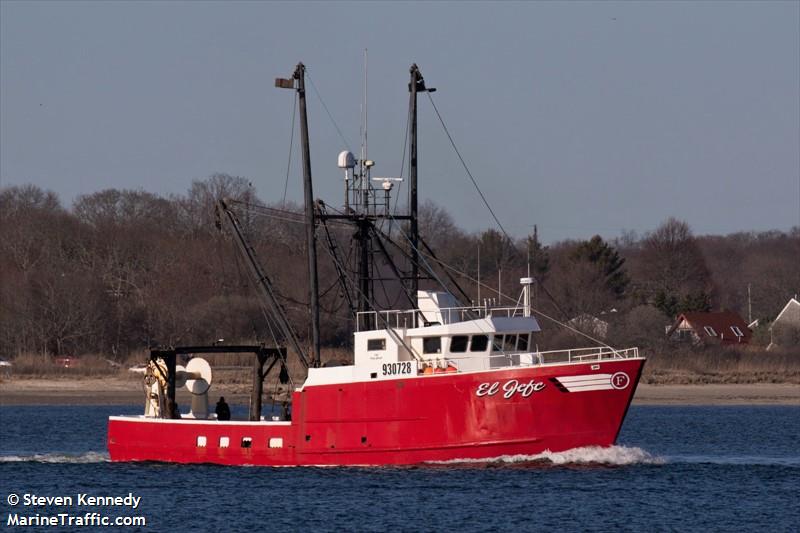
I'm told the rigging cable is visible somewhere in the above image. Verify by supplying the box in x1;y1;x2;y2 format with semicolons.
282;92;298;206
381;207;612;350
414;247;615;350
385;212;462;307
230;249;296;388
228;200;355;230
425;92;570;320
305;70;353;151
383;101;412;237
227;205;350;318
229;234;281;347
426;92;510;239
214;222;258;341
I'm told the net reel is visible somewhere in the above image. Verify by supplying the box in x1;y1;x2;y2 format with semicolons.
140;357;213;418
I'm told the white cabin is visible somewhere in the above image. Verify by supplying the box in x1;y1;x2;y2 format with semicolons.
303;286;543;387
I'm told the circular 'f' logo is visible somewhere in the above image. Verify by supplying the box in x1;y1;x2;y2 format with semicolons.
611;372;630;390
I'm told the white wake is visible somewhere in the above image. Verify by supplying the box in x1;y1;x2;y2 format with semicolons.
0;451;109;464
427;445;665;466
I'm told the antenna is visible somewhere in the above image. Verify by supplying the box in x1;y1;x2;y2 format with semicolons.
498;269;502;303
477;243;481;304
358;49;370;213
363;48;368;169
527;232;531;278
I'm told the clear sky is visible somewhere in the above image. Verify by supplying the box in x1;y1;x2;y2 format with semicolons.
1;1;798;243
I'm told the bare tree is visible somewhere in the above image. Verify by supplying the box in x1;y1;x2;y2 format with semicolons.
179;174;257;234
635;218;714;316
1;180;796;361
546;236;629;318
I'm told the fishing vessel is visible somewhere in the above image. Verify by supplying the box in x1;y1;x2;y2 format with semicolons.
107;63;645;466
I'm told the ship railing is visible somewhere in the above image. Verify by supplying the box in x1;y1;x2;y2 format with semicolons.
357;310;418;331
533;346;640;365
428;346;640;373
356;305;527;331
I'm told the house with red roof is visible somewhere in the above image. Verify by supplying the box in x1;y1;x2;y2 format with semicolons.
667;311;751;345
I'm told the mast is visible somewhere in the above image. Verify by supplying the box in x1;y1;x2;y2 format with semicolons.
276;63;321;368
408;64;435;309
358;220;371;314
409;65;420;308
359;52;372;315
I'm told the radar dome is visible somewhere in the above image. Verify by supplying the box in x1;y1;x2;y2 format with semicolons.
337;150;355;169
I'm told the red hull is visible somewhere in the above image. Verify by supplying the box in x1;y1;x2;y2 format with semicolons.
108;358;644;466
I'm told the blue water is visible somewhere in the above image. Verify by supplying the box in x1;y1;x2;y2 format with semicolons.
1;405;798;532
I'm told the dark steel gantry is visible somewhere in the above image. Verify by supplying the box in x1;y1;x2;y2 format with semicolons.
150;345;287;421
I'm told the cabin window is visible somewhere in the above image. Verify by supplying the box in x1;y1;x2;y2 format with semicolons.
492;335;504;352
269;437;283;449
423;337;441;354
219;436;230;448
367;338;386;351
518;334;529;351
703;326;717;336
196;436;207;447
241;437;252;448
503;334;518;352
731;326;744;337
470;335;488;352
450;335;468;353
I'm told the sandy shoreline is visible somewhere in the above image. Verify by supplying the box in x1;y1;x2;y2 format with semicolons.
632;383;799;405
0;378;797;406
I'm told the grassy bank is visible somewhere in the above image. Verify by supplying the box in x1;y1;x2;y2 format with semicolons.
641;346;800;384
2;353;134;378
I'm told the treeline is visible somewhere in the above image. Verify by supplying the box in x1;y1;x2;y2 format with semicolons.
1;175;798;359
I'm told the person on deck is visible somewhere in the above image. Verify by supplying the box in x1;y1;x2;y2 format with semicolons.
168;399;181;419
215;397;231;421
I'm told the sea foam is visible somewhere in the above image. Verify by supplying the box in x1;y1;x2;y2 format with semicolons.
0;451;109;464
426;445;665;467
